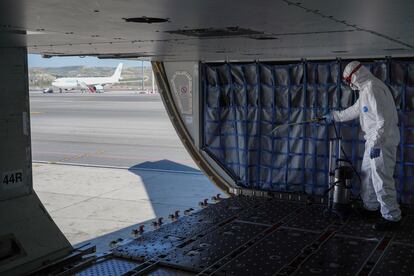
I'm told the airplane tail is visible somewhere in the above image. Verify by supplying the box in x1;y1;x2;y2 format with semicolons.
111;63;123;82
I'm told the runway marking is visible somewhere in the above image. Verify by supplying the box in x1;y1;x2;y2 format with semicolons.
33;150;194;164
30;112;44;115
58;150;105;163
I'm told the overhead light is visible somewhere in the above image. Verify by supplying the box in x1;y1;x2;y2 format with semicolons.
166;27;262;38
123;17;170;24
383;48;406;51
250;35;277;40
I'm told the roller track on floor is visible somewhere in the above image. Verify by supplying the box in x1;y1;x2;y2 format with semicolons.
34;195;414;276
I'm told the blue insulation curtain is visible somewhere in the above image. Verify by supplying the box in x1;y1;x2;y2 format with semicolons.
202;59;414;204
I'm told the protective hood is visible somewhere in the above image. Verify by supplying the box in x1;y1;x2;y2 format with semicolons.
343;61;372;90
351;65;372;90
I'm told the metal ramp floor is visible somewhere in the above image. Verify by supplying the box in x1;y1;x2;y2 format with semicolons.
39;195;414;276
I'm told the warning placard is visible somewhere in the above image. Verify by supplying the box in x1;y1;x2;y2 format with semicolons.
171;71;192;115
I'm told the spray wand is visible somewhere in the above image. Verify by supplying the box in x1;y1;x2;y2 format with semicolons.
270;117;325;134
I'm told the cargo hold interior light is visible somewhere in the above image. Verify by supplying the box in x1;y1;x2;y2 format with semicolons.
123;17;170;24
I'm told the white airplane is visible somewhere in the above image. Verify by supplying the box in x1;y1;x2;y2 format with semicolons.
51;63;123;93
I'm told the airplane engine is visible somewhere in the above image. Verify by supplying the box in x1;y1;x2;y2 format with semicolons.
95;84;104;92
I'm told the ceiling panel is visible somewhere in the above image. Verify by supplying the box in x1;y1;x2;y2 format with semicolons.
1;0;414;61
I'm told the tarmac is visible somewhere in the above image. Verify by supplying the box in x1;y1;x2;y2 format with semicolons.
30;91;221;252
30;91;196;168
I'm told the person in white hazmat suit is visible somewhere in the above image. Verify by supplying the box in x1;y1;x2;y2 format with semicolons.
323;61;401;231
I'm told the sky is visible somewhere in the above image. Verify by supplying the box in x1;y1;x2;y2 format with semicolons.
28;54;151;68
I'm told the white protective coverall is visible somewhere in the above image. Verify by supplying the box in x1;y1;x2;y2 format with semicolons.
332;61;401;221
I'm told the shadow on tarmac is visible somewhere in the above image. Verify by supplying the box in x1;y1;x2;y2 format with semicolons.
77;159;217;253
129;159;200;173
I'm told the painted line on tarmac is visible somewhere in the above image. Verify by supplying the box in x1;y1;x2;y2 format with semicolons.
32;160;203;175
30;112;44;115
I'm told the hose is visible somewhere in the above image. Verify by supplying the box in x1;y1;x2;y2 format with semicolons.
271;118;325;134
271;116;362;199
